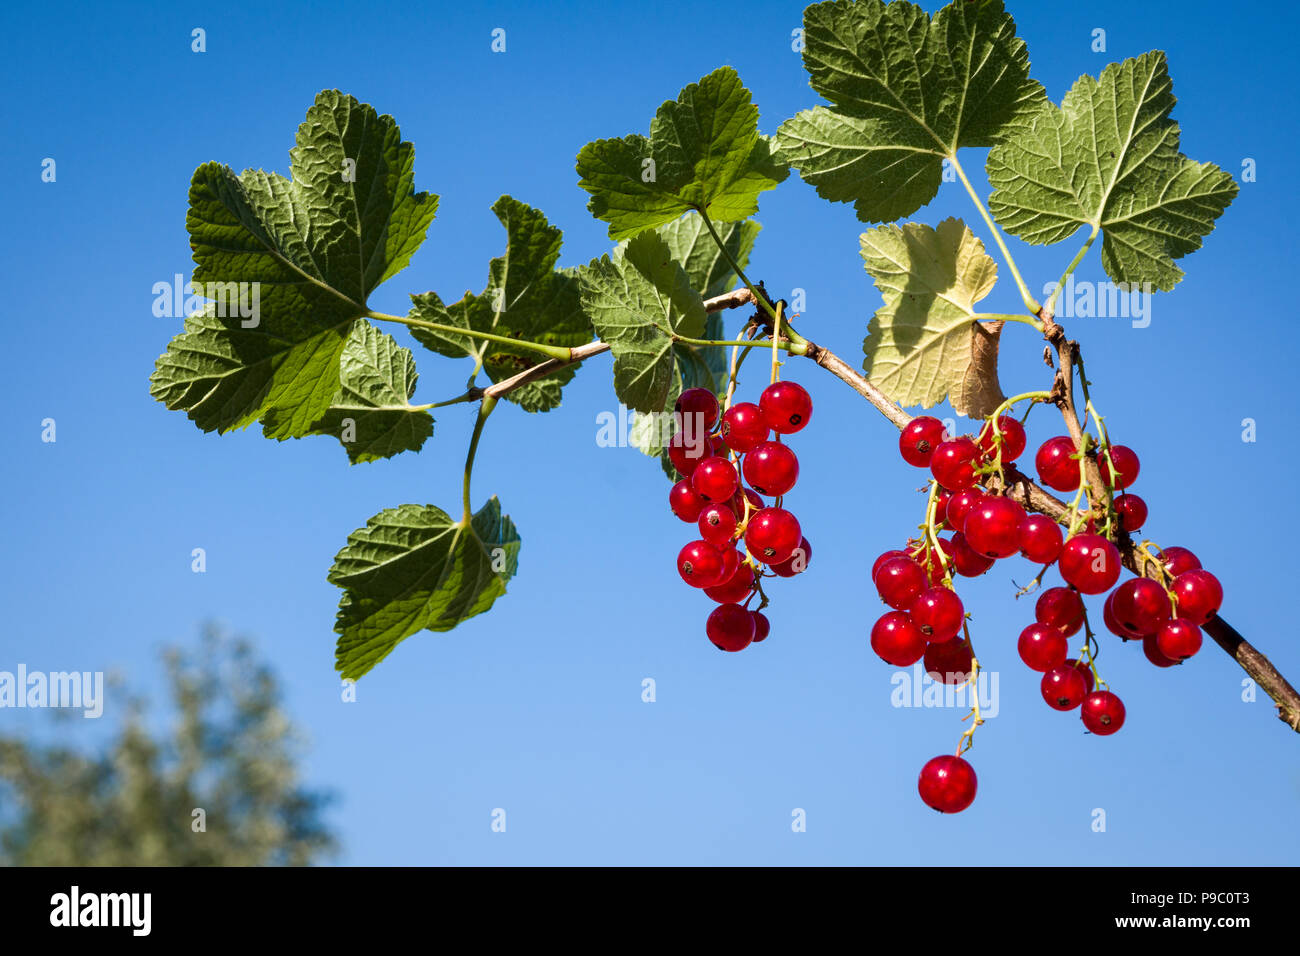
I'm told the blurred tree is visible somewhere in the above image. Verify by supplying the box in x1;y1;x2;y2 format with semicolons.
0;624;336;865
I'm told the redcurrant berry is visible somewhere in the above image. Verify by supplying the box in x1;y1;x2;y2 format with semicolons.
872;549;910;581
743;441;799;497
1041;664;1089;710
1099;445;1140;490
675;387;720;432
976;415;1027;462
1063;658;1095;694
875;556;927;610
1172;569;1222;625
729;487;764;519
932;487;953;527
1059;533;1121;594
1160;546;1201;577
924;638;974;684
1036;587;1084;637
1017;514;1064;564
677;540;725;588
744;507;802;565
706;603;755;652
704;560;755;604
930;438;980;490
1155;618;1202;661
870;611;926;666
697;502;738;548
948;533;995;577
945;489;985;533
1080;690;1126;735
759;381;812;434
1102;590;1143;641
1114;493;1148;534
1018;623;1069;672
1035;436;1080;492
910;587;964;643
691;455;739;502
669;479;705;522
719;402;769;453
907;540;949;586
918;755;977;813
1143;634;1178;668
751;611;771;643
899;416;948;467
1110;577;1171;635
669;431;724;477
770;537;812;577
964;496;1026;559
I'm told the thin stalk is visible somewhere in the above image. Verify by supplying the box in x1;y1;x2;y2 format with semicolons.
1043;226;1100;317
948;153;1040;314
368;310;571;361
462;396;498;522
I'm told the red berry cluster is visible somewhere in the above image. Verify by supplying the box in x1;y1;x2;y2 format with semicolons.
668;383;813;652
877;413;1224;815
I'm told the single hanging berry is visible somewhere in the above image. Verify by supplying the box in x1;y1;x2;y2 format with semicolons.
870;611;926;666
697;502;738;548
1110;578;1172;635
1018;623;1069;672
1035;436;1080;492
945;489;985;533
1080;690;1126;735
770;537;812;577
975;416;1027;463
669;480;705;522
917;755;977;813
674;387;720;432
691;456;739;502
704;561;755;604
1041;664;1089;710
1099;445;1140;490
1171;569;1223;625
719;402;769;453
1142;634;1179;668
759;381;812;434
930;438;981;490
899;416;948;467
909;587;964;643
743;441;799;497
750;611;771;643
744;507;802;565
1036;587;1085;637
964;496;1026;559
1058;534;1121;594
1017;514;1064;564
875;556;927;610
1114;494;1148;533
1155;618;1203;660
1160;546;1201;577
1102;591;1143;641
872;549;910;581
706;603;755;652
947;533;995;577
924;638;974;685
668;431;724;477
677;540;725;589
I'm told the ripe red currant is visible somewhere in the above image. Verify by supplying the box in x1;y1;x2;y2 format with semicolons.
742;441;799;496
872;549;910;581
759;381;812;434
945;489;985;533
675;387;720;432
669;479;705;522
976;415;1027;462
1041;664;1089;711
924;638;974;684
1155;618;1202;661
1017;514;1064;564
932;487;953;527
706;603;755;652
1160;546;1201;577
918;755;977;813
691;455;739;502
948;533;995;577
1080;690;1126;735
744;507;802;565
1099;444;1140;490
770;537;812;577
1018;623;1069;672
697;502;738;547
907;540;949;585
1110;577;1171;635
1102;590;1143;641
719;402;769;453
909;587;964;643
875;556;927;610
704;560;754;604
899;416;948;467
963;496;1026;559
1062;658;1095;694
1114;493;1148;533
1172;569;1223;625
1058;533;1121;594
677;540;725;588
669;431;724;477
1035;436;1080;492
1142;634;1178;668
930;437;981;490
729;487;764;519
1036;587;1084;637
870;611;926;665
750;611;771;643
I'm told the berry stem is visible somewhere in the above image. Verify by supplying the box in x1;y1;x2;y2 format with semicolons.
956;623;985;756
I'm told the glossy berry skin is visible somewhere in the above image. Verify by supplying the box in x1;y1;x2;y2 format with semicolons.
1041;664;1089;711
730;487;764;519
1099;445;1140;490
1035;436;1080;492
1102;591;1143;641
669;480;706;522
1059;534;1121;594
964;496;1026;559
875;557;928;610
918;755;977;814
675;387;720;432
706;603;755;652
924;639;974;685
945;490;984;533
948;533;995;577
1114;494;1148;534
677;540;725;589
719;402;769;453
697;503;738;548
1110;578;1171;635
1143;634;1178;668
1080;690;1126;735
1018;623;1069;672
770;537;812;577
1156;618;1202;660
744;507;802;565
900;416;948;467
759;381;812;434
908;541;949;586
750;611;771;643
1017;514;1064;564
691;456;739;503
743;441;799;497
1172;569;1223;625
870;611;926;666
704;561;755;604
930;438;981;491
1161;546;1201;578
1036;587;1085;637
976;416;1027;463
669;431;724;477
1063;659;1095;695
910;587;964;643
872;549;910;582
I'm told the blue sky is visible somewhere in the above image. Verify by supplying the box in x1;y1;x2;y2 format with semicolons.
3;0;1297;864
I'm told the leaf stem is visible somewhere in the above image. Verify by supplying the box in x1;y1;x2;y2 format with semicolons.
947;153;1040;314
695;207;778;323
973;312;1043;330
462;396;497;522
1043;225;1100;317
367;310;572;361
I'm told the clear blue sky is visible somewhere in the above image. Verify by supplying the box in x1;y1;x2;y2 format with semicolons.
3;0;1297;864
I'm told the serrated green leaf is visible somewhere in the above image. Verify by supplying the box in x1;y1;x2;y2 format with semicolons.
775;0;1044;223
987;51;1237;292
150;91;438;436
579;232;707;414
329;497;520;680
861;218;1003;417
577;67;787;239
408;196;591;412
262;320;433;463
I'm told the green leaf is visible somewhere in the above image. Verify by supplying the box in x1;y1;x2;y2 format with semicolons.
861;218;1004;417
150;91;438;435
578;231;707;414
408;196;591;412
261;320;433;463
987;51;1237;291
775;0;1044;223
329;497;520;680
577;67;787;239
